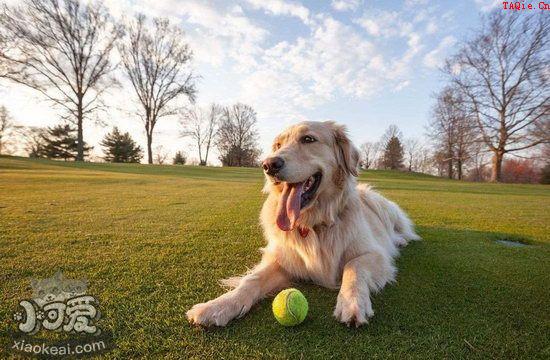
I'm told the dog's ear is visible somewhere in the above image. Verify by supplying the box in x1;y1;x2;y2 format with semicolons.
330;122;359;177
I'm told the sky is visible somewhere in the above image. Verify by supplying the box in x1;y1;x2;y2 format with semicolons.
0;0;505;164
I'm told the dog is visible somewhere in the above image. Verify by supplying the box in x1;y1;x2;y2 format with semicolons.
186;121;420;327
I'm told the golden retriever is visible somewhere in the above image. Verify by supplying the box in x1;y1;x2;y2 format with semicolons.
186;121;420;327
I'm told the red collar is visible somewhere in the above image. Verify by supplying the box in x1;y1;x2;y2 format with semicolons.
298;227;310;238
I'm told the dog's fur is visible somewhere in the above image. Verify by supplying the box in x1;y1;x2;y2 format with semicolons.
186;121;419;327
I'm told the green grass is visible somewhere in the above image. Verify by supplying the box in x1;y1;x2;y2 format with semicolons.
1;155;549;359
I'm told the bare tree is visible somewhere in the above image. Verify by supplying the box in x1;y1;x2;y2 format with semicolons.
453;111;478;180
429;86;477;179
432;150;447;177
404;138;420;172
466;141;490;181
154;145;168;165
430;88;457;178
0;26;8;79
0;105;14;154
180;103;222;166
217;103;261;167
119;14;196;164
531;119;550;162
444;11;549;181
0;0;122;161
16;126;47;158
359;141;380;169
415;145;433;174
0;21;18;80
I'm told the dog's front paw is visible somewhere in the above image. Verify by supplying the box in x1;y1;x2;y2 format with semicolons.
333;291;374;327
186;301;232;327
186;294;245;327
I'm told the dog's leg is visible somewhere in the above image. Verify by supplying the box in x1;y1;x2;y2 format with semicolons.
186;257;289;327
333;251;396;326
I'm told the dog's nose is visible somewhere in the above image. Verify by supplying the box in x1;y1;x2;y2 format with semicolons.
262;157;284;175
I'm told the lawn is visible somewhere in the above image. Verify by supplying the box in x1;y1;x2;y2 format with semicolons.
0;155;549;359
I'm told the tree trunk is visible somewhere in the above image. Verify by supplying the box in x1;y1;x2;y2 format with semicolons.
447;143;453;179
147;132;153;164
76;96;84;161
198;142;205;165
146;112;154;164
457;158;463;180
490;150;504;182
204;144;210;166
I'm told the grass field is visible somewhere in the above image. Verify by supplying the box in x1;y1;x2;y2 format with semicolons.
1;155;549;359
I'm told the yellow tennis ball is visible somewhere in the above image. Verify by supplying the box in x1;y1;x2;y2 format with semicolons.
272;288;308;326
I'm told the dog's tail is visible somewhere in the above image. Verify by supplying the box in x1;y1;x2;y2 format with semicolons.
358;184;421;247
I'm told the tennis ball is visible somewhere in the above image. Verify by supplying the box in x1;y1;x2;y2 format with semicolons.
272;288;308;326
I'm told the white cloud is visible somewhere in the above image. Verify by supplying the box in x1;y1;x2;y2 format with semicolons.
474;0;502;12
237;12;431;121
104;0;268;68
423;35;456;69
104;2;439;127
355;11;402;37
353;7;431;82
331;0;361;12
425;21;438;34
177;1;269;69
354;8;433;39
351;2;455;82
404;0;429;6
241;16;379;108
244;0;310;24
388;32;423;80
182;2;266;41
394;80;411;91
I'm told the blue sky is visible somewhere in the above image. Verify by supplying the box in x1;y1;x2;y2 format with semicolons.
1;0;504;163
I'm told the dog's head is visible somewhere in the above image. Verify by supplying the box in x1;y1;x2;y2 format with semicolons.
262;121;359;231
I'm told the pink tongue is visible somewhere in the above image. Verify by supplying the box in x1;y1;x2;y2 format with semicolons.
276;182;303;231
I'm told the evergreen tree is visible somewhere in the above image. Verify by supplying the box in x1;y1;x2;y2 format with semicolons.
382;136;404;170
100;127;143;163
41;124;91;160
173;151;187;165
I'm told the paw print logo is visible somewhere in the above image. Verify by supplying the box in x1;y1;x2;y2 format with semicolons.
13;312;23;322
36;310;45;321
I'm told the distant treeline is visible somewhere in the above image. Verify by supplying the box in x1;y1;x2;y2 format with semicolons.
0;0;261;168
0;2;548;183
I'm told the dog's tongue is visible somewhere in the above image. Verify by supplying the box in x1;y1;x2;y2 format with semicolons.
276;182;303;231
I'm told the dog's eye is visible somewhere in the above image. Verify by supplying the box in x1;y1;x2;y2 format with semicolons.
275;142;281;150
301;135;316;144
